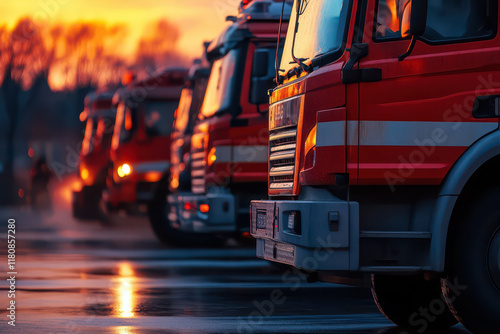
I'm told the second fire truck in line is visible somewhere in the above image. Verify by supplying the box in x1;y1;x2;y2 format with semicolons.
167;0;292;241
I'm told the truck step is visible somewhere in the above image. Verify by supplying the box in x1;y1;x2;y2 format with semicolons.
359;231;432;239
237;208;251;215
359;266;431;273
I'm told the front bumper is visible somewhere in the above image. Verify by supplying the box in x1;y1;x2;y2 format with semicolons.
72;185;102;218
135;181;158;203
102;180;159;216
251;195;359;271
169;191;236;234
104;180;158;205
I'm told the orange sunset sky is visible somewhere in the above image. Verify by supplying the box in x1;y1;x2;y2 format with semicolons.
0;0;241;58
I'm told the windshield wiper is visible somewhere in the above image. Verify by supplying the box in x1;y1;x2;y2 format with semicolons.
275;0;287;85
290;0;313;74
275;0;314;85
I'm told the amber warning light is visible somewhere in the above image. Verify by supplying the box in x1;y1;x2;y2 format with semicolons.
199;204;210;213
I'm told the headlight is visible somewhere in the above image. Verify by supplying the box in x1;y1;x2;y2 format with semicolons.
145;171;162;183
117;163;133;178
207;147;217;167
170;176;179;190
269;95;303;130
80;167;89;181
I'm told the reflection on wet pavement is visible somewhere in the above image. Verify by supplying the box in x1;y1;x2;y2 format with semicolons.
0;207;471;333
115;263;136;318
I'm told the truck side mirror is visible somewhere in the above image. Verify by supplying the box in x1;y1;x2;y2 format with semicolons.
400;0;428;38
250;50;271;106
399;0;428;61
252;50;269;78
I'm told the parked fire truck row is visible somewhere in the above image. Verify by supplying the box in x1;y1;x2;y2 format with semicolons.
165;0;292;242
74;1;291;241
73;0;499;333
73;92;115;220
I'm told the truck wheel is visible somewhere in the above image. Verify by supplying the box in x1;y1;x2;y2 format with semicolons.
371;274;457;331
442;187;500;333
96;199;110;226
72;191;84;219
148;185;223;247
72;186;102;220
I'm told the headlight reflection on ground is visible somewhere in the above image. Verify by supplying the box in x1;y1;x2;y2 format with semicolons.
114;262;136;318
114;326;135;334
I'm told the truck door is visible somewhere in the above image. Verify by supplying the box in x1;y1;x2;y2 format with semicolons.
357;0;499;188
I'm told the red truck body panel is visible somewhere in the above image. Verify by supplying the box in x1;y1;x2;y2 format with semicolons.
78;93;115;187
106;68;187;208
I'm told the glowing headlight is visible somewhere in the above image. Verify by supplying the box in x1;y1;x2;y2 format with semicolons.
117;163;133;178
269;95;303;130
170;177;179;190
208;147;217;166
80;167;89;181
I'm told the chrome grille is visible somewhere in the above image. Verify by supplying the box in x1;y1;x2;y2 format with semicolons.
191;150;206;194
269;126;297;191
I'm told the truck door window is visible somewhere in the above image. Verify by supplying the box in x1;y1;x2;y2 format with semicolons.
375;0;496;42
375;0;401;39
201;49;239;118
144;100;177;137
174;88;193;136
81;118;96;155
112;102;137;149
120;107;136;143
94;116;114;149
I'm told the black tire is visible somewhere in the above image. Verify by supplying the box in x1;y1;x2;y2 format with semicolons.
371;274;457;332
442;187;500;334
72;193;84;219
96;199;110;226
148;182;223;247
72;186;102;221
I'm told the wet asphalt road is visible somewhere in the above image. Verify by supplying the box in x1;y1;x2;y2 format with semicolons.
0;202;472;333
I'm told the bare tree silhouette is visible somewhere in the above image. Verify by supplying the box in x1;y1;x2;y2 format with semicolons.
0;17;187;204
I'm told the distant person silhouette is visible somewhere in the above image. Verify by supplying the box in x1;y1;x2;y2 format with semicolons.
30;156;53;213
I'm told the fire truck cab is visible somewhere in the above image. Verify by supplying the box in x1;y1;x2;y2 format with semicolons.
251;0;500;332
148;58;212;244
103;68;187;216
73;91;115;220
169;0;292;240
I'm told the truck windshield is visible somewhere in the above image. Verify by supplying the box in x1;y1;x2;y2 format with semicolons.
112;100;177;149
144;100;177;137
81;118;96;155
280;0;350;74
112;103;136;148
174;88;193;135
200;49;239;118
94;116;115;150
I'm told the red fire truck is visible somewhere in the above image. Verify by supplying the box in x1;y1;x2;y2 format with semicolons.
148;58;212;244
102;68;187;216
169;0;292;241
251;0;499;332
73;91;115;220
